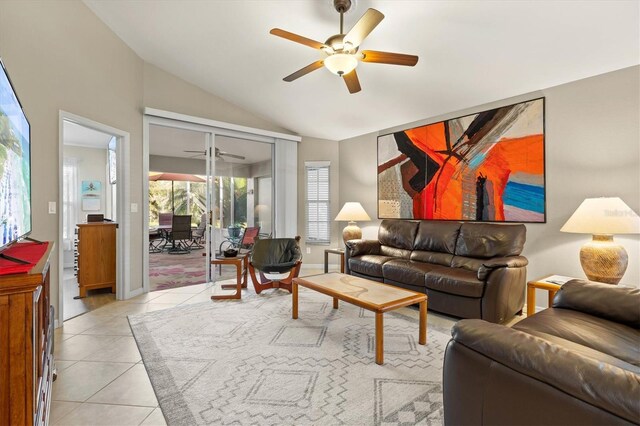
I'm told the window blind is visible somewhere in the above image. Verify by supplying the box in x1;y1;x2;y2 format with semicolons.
305;161;330;245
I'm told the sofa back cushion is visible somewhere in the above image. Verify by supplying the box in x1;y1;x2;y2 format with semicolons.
455;223;526;258
414;221;461;254
553;279;640;328
380;245;412;259
379;219;419;250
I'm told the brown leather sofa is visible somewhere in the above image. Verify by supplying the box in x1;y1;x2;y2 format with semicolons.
443;280;640;425
345;219;527;323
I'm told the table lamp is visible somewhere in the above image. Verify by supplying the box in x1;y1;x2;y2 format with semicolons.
560;197;640;284
335;202;371;244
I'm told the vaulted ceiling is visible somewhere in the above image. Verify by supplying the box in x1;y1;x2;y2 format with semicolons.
84;0;639;141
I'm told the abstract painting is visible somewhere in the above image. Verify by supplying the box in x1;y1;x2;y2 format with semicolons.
377;98;545;222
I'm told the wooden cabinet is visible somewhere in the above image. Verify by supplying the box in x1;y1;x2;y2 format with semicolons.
0;243;54;426
76;223;117;297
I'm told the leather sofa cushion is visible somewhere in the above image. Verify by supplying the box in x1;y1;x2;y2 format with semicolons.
382;259;437;287
455;223;526;258
425;266;485;298
451;256;485;272
380;245;412;259
414;221;461;254
379;219;418;250
553;280;640;328
348;255;396;278
410;250;453;267
514;308;640;367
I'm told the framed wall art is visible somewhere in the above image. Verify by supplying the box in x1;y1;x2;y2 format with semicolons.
377;97;545;223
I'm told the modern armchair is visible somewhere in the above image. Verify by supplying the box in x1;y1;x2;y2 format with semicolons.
248;236;302;294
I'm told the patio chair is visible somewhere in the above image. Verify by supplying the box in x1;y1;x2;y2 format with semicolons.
167;215;192;255
149;228;164;253
158;212;173;227
248;236;302;294
190;213;207;249
216;226;261;275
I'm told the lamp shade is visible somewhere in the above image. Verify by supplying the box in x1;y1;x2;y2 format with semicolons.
560;197;640;235
335;202;371;222
324;53;358;76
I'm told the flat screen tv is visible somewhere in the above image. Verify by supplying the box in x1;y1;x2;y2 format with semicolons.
0;58;31;250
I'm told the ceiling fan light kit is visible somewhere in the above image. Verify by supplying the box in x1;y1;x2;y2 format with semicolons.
270;0;418;94
324;53;358;76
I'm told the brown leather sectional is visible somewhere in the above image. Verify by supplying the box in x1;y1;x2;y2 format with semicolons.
345;219;527;323
443;280;640;425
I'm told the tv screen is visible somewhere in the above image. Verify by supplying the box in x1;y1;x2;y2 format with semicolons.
0;58;31;249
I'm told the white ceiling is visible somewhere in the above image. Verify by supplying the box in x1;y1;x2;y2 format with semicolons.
63;121;114;148
149;124;272;164
85;0;639;141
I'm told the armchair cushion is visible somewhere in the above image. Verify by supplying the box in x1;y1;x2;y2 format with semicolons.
477;255;529;280
553;280;640;328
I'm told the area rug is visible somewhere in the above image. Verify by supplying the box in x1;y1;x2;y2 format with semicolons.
149;250;237;291
129;286;452;425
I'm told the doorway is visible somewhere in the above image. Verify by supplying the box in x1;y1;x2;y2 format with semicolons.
58;111;131;323
146;125;275;292
142;109;300;295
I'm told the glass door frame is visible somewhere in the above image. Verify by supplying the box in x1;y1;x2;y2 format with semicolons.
142;109;300;294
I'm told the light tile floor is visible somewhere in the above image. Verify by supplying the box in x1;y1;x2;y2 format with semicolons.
52;268;333;425
52;267;516;425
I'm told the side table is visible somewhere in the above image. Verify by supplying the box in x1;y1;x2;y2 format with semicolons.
526;275;576;316
211;254;248;300
324;248;345;273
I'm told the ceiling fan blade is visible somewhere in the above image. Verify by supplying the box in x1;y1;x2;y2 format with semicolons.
361;50;419;66
343;69;361;94
219;152;246;160
184;150;204;153
343;9;384;48
283;60;324;82
270;28;325;50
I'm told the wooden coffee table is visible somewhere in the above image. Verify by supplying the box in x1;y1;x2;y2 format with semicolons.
292;272;427;365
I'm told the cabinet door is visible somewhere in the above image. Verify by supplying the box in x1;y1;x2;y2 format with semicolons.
0;295;8;424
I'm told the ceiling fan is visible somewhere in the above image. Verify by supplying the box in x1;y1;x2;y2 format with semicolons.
270;0;419;94
183;147;246;161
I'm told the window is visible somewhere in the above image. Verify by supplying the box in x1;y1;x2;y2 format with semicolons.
305;161;330;245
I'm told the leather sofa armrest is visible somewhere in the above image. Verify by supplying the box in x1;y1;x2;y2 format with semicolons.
477;255;528;280
451;319;640;422
553;279;640;328
345;239;381;257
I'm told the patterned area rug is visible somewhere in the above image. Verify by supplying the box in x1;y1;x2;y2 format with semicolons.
149;251;236;291
129;285;452;425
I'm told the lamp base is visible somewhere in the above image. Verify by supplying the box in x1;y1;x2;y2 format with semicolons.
580;234;628;284
342;221;362;244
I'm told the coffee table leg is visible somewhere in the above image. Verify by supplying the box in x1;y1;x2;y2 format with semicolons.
333;297;339;309
419;300;427;345
375;312;383;365
292;281;298;319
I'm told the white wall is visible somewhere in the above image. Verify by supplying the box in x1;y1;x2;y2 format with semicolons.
297;137;342;266
64;146;110;220
339;66;640;307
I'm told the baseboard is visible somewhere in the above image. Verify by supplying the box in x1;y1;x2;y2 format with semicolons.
126;287;144;300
